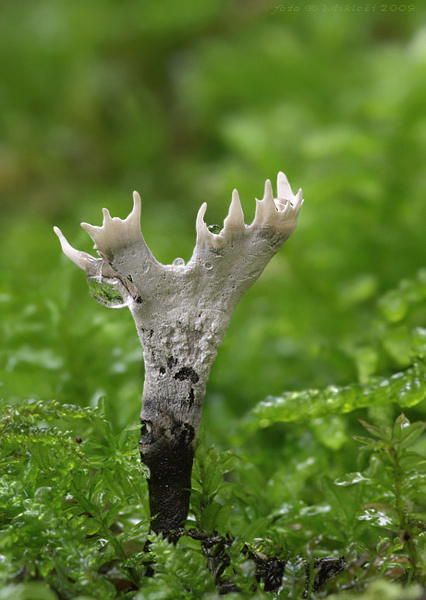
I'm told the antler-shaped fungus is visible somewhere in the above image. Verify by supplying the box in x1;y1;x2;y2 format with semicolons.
54;172;303;535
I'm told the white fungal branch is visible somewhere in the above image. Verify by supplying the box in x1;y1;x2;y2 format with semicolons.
54;172;303;435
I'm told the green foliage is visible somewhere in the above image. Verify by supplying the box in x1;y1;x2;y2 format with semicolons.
191;445;239;534
0;399;149;599
3;397;424;597
1;1;426;598
244;361;426;431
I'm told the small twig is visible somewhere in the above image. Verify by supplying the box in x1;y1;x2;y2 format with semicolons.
172;529;344;595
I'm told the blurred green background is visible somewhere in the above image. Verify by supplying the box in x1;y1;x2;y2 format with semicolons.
1;0;426;441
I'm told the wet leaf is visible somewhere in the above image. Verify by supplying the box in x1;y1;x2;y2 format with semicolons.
334;472;372;487
244;363;426;431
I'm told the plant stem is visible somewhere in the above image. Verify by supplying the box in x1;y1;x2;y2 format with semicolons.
390;446;420;579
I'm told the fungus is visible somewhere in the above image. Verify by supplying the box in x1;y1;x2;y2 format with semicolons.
54;172;303;536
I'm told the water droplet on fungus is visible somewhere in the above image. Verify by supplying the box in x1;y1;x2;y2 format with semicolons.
86;275;131;309
173;257;185;266
208;224;222;234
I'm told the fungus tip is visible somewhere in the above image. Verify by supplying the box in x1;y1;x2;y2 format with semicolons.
263;179;274;204
277;171;293;201
132;191;141;216
224;189;245;233
80;221;98;237
53;225;63;239
102;208;112;223
54;225;96;272
293;188;303;211
196;202;214;247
